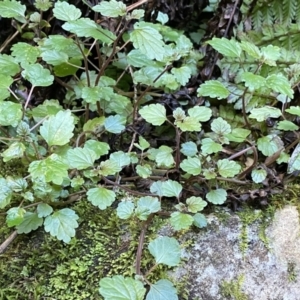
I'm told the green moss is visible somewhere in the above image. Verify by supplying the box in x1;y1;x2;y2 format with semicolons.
287;262;297;282
0;199;184;299
220;275;248;300
0;200;123;299
237;207;262;255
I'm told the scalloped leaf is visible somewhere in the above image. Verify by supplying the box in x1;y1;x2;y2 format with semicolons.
67;147;97;170
251;169;267;183
99;275;146;300
93;0;127;17
170;212;194;231
148;236;181;266
197;80;229;99
207;37;241;58
17;212;43;234
87;187;116;210
146;279;178;300
206;189;227;205
44;208;79;243
161;180;182;198
22;64;54;87
53;2;81;21
186;196;207;213
40;110;75;146
130;22;166;61
117;201;135;219
180;157;201;175
249;106;282;122
217;159;241;178
139;104;167;126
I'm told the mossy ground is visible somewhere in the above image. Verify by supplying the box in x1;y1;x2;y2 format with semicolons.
0;199;170;299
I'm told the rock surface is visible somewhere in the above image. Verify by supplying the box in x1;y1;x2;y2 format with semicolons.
169;206;300;300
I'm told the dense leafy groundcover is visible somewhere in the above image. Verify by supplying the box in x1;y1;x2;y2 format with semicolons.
1;0;300;298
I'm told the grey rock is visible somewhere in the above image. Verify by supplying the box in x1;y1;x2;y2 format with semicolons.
169;206;300;300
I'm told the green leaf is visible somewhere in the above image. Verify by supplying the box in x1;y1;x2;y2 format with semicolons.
62;18;116;44
130;9;145;20
29;154;69;185
226;128;251;143
6;207;26;227
0;74;12;100
211;117;231;135
0;54;20;76
21;64;54;87
156;11;169;24
197;80;229;99
93;0;126;17
37;203;53;218
11;42;40;66
67;147;97;170
104;115;125;133
173;107;186;121
53;2;81;21
130;22;166;61
0;0;26;22
117;201;135;219
186;196;207;213
0;101;22;127
98;159;121;176
40;110;75;146
150;181;164;197
99;275;146;300
139;104;167;126
193;213;207;228
41;50;69;66
206;188;227;205
146;279;178;300
162;180;182;198
170;212;194;231
240;72;266;91
31;99;63;121
6;177;27;192
240;41;261;59
249;106;282;122
135;196;161;220
203;168;217;180
148;236;181;266
251;169;267;183
87;187;116;210
188;106;212;122
201;138;222;154
277;120;298;131
171;66;192;86
207;37;241;58
257;135;284;156
17;212;43;234
180;141;198;157
1;142;25;162
82;86;114;104
44;208;79;243
217;159;241;178
155;146;174;167
286;106;300;116
136;164;152;178
134;136;150;151
180;157;201;175
176;116;201;132
110;151;131;168
261;45;281;66
266;74;293;98
84;140;110;157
